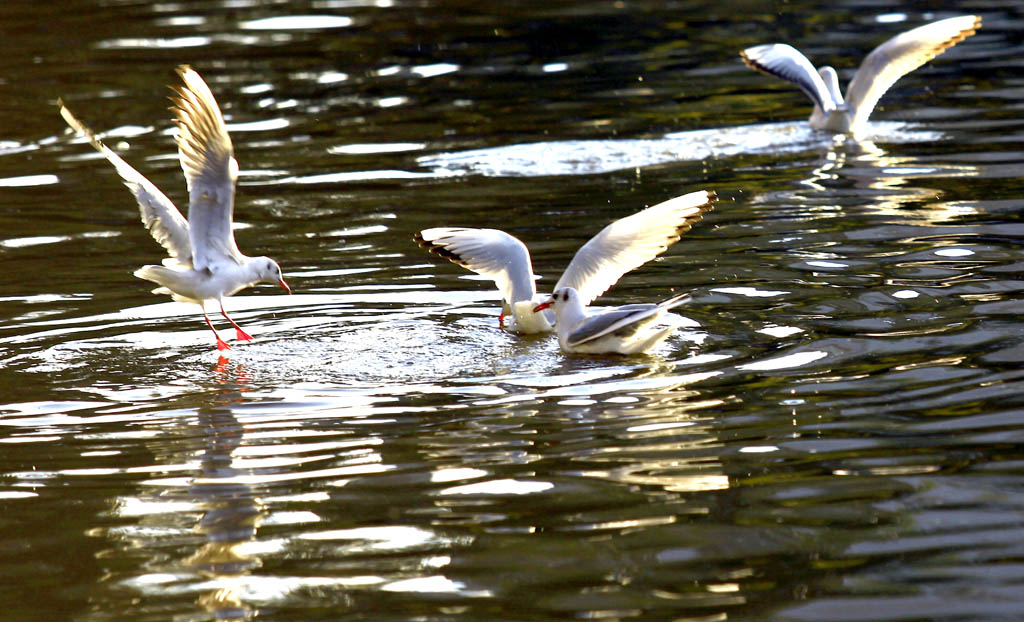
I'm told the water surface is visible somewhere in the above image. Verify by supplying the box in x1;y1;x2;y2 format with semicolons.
2;1;1024;620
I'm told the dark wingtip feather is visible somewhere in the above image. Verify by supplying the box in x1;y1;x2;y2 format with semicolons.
671;189;717;238
740;49;777;78
413;232;469;267
936;15;981;55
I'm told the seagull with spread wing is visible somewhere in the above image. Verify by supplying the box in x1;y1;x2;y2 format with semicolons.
414;190;715;334
60;65;290;351
741;15;980;136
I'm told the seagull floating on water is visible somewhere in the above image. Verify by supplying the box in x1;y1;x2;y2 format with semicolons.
741;15;980;136
532;287;690;355
60;65;290;351
414;190;715;334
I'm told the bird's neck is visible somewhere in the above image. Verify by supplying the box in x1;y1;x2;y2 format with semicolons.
556;299;588;329
810;104;853;133
511;300;554;333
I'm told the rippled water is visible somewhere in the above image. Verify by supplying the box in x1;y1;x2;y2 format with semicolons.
3;1;1024;620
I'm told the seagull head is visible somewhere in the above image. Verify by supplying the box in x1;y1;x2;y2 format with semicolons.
254;257;291;294
533;287;579;314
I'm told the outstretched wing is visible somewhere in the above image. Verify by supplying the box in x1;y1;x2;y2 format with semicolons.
169;65;242;270
415;227;537;305
845;15;980;131
555;190;715;306
741;44;839;114
59;100;192;264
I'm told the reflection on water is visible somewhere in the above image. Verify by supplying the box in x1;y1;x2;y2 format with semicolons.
759;141;981;221
2;0;1024;620
186;369;262;618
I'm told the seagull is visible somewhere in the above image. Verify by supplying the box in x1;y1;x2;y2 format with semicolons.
740;15;980;136
414;189;715;334
532;287;690;355
60;65;290;351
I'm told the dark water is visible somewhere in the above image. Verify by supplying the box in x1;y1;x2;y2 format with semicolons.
2;1;1024;620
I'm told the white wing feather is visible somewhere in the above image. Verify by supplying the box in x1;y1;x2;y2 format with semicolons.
845;15;980;132
741;44;839;114
59;100;193;264
415;227;537;305
555;190;715;305
170;65;243;270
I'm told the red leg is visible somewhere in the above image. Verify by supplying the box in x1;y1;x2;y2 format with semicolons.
202;312;231;351
220;301;253;342
499;310;505;328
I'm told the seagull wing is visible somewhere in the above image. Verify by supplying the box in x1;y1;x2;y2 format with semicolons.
845;15;980;131
565;305;661;347
170;65;242;271
566;292;690;346
415;227;537;305
555;190;715;306
741;43;839;114
59;101;192;264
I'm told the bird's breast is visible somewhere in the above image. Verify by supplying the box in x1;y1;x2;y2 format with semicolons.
810;105;854;133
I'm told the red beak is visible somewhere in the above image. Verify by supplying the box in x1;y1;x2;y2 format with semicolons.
279;279;292;294
533;301;552;313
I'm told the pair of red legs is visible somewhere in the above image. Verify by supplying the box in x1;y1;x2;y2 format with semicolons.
201;301;253;351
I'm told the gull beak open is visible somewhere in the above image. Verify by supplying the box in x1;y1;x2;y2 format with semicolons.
279;279;292;294
533;300;552;313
